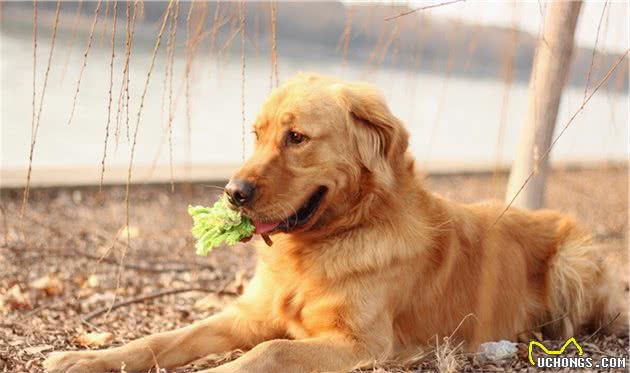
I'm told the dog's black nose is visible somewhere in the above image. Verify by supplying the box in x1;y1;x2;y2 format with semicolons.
225;179;256;207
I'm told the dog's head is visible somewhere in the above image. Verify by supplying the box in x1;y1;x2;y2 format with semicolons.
225;73;409;237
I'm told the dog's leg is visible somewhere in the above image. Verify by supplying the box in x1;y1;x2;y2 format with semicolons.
200;335;386;373
43;306;280;373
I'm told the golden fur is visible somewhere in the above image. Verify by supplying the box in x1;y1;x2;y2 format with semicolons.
45;74;628;373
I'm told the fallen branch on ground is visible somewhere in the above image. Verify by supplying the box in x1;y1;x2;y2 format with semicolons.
83;286;239;322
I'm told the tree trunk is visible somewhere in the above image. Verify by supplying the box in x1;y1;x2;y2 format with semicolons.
505;1;582;209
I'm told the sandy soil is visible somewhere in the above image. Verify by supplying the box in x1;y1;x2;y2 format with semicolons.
1;166;628;372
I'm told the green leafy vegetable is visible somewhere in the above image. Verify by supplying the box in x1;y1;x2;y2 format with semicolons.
188;196;255;256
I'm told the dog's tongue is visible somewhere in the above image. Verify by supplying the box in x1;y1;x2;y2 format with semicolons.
254;221;279;234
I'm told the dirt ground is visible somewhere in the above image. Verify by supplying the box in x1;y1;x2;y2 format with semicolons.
1;166;628;373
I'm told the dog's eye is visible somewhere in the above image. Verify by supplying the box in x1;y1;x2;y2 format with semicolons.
286;131;306;145
251;130;259;141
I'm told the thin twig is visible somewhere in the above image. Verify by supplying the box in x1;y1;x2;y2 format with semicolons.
119;0;174;316
22;0;61;223
385;0;465;21
0;202;8;246
83;287;238;322
583;0;608;101
240;0;246;161
21;0;38;225
99;0;111;46
423;17;462;164
583;313;621;342
492;11;519;192
209;0;222;56
490;49;629;229
100;0;118;190
338;6;355;69
5;212;212;273
270;0;279;89
363;20;388;76
114;0;138;147
32;250;210;274
114;0;131;146
166;0;180;192
32;0;62;171
182;1;208;186
67;0;103;127
184;0;194;188
59;0;83;82
516;312;569;337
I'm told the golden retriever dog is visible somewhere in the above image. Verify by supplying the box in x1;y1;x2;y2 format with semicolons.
45;74;627;373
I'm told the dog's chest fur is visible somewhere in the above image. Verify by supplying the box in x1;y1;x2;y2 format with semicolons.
257;240;353;340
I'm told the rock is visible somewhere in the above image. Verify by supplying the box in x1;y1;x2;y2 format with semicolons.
72;190;83;204
477;340;518;363
2;285;30;309
86;274;100;288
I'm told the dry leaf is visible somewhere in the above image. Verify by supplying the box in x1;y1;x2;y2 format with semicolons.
30;275;64;296
76;332;113;347
23;345;53;355
3;285;30;309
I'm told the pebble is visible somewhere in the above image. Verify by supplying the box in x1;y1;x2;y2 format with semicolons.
477;340;518;362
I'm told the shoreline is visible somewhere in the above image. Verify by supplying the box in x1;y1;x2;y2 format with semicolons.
1;160;627;189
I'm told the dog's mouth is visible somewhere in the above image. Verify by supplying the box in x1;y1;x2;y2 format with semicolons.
251;186;328;235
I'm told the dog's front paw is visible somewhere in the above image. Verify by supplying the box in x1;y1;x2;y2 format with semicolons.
43;351;104;373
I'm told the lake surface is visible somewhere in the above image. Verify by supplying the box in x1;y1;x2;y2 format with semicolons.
1;29;627;186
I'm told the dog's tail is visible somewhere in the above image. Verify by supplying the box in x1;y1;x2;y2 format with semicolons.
545;237;628;338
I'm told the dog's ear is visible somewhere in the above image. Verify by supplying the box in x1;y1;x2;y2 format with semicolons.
335;83;409;173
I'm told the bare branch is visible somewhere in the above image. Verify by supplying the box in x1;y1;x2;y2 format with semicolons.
100;0;118;190
66;0;103;127
385;0;465;21
492;49;629;229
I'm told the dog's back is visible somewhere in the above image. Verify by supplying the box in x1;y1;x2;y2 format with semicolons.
450;201;628;347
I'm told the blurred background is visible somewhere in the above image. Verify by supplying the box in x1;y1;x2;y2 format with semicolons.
1;0;627;186
0;2;628;372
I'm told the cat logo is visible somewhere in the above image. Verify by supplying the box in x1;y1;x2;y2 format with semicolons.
528;337;583;365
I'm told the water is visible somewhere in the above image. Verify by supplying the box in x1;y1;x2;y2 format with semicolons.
1;30;627;185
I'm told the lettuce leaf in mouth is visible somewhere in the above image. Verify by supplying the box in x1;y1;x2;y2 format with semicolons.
188;196;255;256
